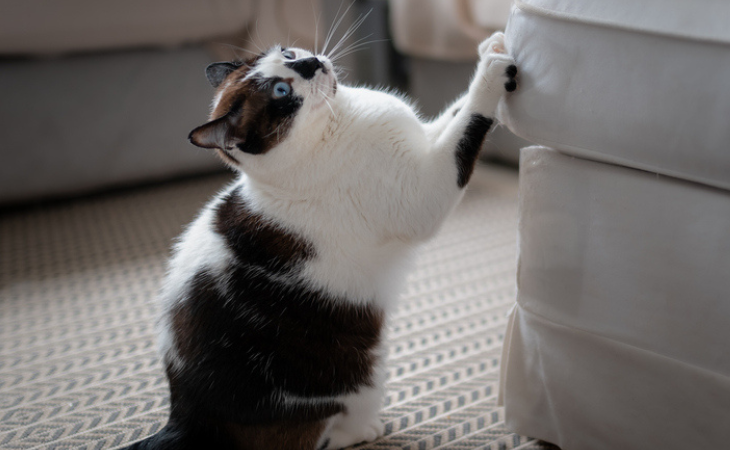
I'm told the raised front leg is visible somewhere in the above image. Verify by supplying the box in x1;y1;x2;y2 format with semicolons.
433;31;517;188
425;33;516;143
396;32;517;242
424;94;467;142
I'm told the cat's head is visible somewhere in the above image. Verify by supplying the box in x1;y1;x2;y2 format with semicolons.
188;46;337;169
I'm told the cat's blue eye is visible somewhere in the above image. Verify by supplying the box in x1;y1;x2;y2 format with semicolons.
273;81;292;98
282;49;295;60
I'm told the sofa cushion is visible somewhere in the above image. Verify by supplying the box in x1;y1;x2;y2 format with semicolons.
0;47;223;204
0;0;255;55
515;147;730;376
500;146;730;450
502;0;730;191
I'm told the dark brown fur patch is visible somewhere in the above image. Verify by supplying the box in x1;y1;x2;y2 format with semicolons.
212;67;301;155
455;114;493;188
215;191;314;271
142;189;385;450
189;52;304;156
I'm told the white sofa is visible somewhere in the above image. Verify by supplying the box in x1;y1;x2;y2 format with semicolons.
498;1;730;449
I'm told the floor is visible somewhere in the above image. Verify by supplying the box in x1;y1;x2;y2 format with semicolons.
0;164;557;449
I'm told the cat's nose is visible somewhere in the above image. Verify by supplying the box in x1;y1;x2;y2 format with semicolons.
285;57;325;80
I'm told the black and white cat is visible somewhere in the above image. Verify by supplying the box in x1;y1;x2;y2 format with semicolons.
126;32;516;450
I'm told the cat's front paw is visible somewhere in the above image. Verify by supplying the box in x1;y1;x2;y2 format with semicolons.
323;417;384;449
477;32;518;93
479;31;507;59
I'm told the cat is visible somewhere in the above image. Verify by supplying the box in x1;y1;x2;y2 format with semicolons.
124;32;516;450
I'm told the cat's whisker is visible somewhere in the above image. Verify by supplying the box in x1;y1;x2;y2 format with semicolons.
330;38;390;67
329;36;387;63
217;43;260;60
312;3;322;54
229;35;267;59
321;2;342;54
317;86;337;118
329;9;372;57
331;44;382;64
253;19;268;54
315;85;328;100
326;9;372;60
243;26;265;55
333;67;350;82
322;0;357;56
323;97;336;118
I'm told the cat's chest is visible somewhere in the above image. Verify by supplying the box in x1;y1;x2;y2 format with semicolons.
211;187;412;307
298;235;415;308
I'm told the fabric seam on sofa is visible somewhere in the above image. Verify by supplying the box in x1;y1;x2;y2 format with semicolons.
510;138;730;192
511;301;730;381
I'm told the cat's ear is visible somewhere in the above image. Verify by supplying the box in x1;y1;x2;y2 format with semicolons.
205;62;240;88
188;111;240;150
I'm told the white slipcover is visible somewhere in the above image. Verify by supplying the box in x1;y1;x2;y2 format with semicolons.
498;0;730;448
501;147;730;449
500;0;730;191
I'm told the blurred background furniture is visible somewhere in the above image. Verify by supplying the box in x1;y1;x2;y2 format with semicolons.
498;1;730;449
0;0;328;204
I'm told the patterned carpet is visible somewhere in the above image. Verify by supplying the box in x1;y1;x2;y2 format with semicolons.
0;164;557;450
